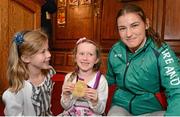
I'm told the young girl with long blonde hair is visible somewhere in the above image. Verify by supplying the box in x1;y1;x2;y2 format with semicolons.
2;30;55;116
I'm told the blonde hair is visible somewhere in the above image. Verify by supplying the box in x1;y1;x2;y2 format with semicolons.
8;30;49;92
67;38;102;82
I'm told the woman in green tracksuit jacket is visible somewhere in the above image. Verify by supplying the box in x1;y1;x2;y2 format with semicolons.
106;4;180;116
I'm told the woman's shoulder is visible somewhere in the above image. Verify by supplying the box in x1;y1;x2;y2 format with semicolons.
108;40;126;55
111;40;124;49
150;40;173;54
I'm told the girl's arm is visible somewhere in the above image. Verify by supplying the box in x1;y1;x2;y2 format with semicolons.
2;90;24;116
87;75;108;114
60;72;76;110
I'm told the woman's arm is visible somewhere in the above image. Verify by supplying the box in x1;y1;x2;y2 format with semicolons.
158;43;180;116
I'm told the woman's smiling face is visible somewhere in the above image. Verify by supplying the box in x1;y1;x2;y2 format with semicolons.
117;12;148;53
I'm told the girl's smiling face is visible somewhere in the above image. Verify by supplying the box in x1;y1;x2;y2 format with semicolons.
75;42;99;72
26;40;51;71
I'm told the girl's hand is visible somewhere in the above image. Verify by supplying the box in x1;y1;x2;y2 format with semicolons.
62;82;75;96
84;88;98;106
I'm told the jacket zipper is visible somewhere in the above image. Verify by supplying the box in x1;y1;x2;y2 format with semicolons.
123;61;130;88
123;50;131;89
123;61;136;114
123;51;135;114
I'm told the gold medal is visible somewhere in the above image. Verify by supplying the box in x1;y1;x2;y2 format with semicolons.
72;80;87;97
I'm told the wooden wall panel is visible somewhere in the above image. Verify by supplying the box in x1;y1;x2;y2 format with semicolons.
53;53;66;66
164;0;180;40
0;0;9;95
9;0;41;37
67;54;74;66
52;51;73;73
163;0;180;56
100;54;108;74
53;3;95;50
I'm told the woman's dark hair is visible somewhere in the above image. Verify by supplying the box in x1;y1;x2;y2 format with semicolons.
116;4;164;47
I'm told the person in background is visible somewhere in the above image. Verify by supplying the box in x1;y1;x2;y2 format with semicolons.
60;37;108;116
106;4;180;116
2;30;55;116
41;0;57;42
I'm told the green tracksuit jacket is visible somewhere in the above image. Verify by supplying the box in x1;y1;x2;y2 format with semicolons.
106;37;180;116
